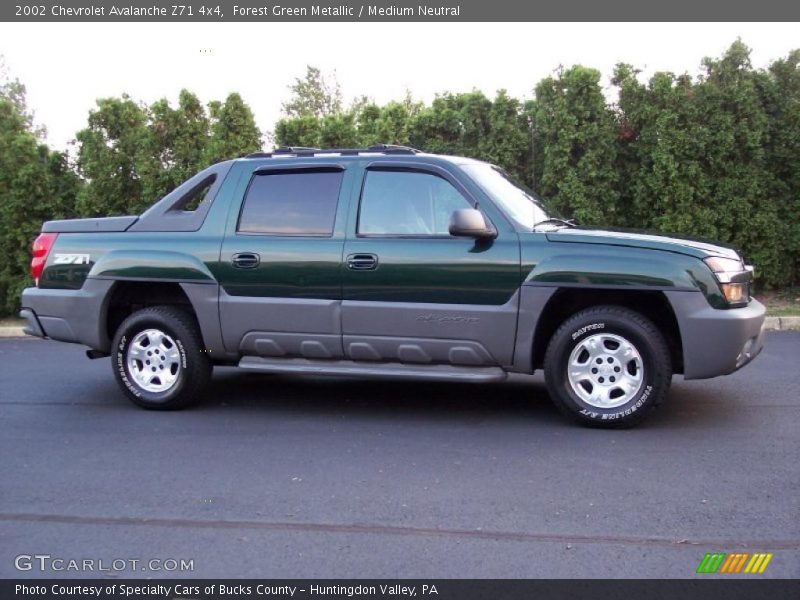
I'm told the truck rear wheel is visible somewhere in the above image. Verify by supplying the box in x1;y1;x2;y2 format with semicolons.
111;306;211;410
543;305;672;427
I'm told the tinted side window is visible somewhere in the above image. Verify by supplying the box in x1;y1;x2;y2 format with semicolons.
358;170;472;236
238;170;343;235
179;175;216;212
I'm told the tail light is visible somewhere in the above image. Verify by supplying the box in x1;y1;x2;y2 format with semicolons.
30;232;57;286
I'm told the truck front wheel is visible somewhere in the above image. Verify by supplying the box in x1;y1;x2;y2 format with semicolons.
111;306;211;410
544;306;672;427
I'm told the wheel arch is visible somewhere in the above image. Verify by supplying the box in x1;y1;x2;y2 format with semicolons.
103;279;228;362
105;281;195;344
531;287;684;374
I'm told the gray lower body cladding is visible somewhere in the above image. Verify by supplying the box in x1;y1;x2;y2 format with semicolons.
20;282;554;374
20;280;115;351
218;288;552;370
21;280;230;361
665;291;765;379
18;283;556;374
340;296;520;366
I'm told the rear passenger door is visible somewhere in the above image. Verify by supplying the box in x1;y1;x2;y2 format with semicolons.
341;164;521;367
217;163;353;357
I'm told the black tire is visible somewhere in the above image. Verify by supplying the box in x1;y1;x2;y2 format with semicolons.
543;305;672;428
111;306;211;410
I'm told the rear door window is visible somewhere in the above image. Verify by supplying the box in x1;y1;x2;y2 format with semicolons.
238;169;343;235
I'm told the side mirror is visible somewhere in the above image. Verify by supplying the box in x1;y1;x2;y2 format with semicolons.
449;208;497;239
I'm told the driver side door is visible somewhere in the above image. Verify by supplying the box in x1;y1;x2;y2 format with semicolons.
341;163;522;367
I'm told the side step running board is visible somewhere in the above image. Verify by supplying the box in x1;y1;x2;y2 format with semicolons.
238;356;507;383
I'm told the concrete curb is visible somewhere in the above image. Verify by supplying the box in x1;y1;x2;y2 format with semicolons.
0;326;30;338
763;316;800;331
1;317;799;339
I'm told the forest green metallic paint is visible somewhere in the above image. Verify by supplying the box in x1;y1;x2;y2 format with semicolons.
216;238;344;299
342;236;521;305
546;228;741;260
42;233;221;287
89;249;215;282
518;233;729;309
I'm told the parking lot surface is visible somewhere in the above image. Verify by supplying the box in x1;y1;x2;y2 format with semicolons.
1;332;798;578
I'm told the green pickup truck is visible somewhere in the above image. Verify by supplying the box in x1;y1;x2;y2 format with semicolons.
19;145;765;427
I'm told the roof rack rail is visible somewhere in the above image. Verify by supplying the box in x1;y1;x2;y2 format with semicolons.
244;144;421;159
365;144;421;154
273;146;323;154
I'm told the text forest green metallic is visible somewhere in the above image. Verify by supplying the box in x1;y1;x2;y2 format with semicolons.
19;146;766;423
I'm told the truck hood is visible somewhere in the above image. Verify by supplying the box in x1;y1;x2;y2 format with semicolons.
544;227;742;261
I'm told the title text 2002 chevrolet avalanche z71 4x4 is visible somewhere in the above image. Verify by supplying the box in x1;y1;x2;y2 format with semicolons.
20;145;766;427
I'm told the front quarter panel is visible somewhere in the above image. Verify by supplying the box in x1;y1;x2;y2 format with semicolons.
520;237;727;308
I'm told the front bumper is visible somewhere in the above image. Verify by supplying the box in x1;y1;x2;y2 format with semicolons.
19;280;114;351
665;291;766;380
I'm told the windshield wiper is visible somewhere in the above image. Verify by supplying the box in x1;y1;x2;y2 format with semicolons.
533;218;577;230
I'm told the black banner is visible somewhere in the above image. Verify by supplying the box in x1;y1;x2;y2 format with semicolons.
3;580;800;600
2;0;800;22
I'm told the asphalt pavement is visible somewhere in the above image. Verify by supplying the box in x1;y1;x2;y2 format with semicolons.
0;332;798;578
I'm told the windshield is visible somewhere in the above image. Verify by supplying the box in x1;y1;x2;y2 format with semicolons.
462;163;551;230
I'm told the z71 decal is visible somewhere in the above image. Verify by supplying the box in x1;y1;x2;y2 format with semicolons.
53;253;91;265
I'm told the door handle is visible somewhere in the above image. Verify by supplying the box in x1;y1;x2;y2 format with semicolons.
231;252;260;269
346;253;378;271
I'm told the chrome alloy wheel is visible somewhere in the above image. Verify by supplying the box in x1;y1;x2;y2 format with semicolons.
126;328;182;393
567;333;644;408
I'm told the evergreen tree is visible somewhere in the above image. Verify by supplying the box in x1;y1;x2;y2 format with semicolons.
0;64;80;314
75;95;154;216
206;92;262;163
532;66;620;225
281;66;343;118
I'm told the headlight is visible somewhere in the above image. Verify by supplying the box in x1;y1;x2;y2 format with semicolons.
703;256;744;274
703;256;751;306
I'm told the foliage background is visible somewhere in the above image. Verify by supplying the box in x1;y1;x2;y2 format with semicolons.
1;41;798;315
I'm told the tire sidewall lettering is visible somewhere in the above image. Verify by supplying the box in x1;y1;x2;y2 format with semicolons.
571;322;605;341
175;339;187;369
579;384;653;420
116;334;141;398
